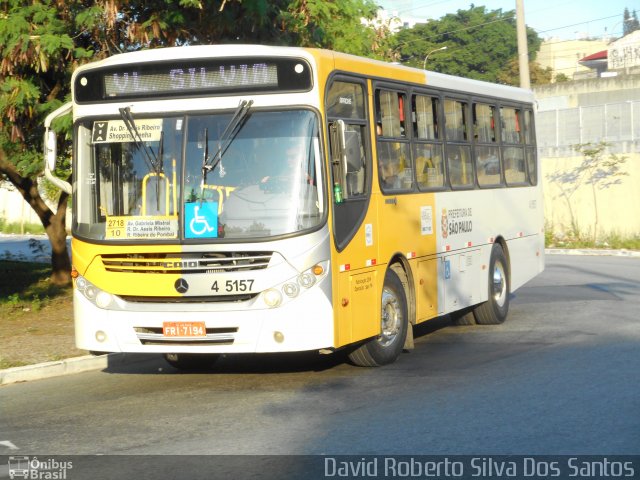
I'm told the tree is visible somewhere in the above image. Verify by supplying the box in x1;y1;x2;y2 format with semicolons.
573;143;628;244
623;8;640;36
0;0;383;286
0;1;83;286
496;58;553;86
389;6;541;84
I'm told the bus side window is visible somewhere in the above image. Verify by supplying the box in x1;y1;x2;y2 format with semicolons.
343;125;366;196
524;110;537;185
378;90;406;137
444;98;472;188
413;94;445;189
327;80;368;199
375;89;413;192
444;98;468;141
501;107;526;185
473;102;501;187
446;145;473;188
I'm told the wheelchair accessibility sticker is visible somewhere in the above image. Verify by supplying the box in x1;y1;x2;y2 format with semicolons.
185;202;218;239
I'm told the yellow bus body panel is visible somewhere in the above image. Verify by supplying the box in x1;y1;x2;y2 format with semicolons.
72;238;182;297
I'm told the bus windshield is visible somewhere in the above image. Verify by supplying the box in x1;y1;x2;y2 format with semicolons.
74;109;324;241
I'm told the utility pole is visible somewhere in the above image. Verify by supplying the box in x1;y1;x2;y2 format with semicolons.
516;0;531;89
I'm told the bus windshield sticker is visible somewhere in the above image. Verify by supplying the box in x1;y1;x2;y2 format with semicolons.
421;206;433;235
92;119;163;144
184;202;219;239
105;215;179;239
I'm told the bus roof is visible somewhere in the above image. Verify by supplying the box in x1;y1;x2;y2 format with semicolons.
72;44;534;104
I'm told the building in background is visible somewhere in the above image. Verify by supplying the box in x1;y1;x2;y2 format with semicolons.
537;38;611;81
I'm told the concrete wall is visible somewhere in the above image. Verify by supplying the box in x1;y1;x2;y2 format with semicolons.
542;152;640;240
535;74;640;109
535;72;640;241
0;186;42;229
0;184;70;232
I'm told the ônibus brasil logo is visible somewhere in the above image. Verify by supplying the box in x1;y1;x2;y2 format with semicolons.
8;456;73;479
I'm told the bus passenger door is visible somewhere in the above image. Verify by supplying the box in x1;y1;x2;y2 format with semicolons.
326;77;378;346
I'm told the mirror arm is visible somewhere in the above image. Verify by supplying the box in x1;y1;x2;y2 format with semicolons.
43;102;73;194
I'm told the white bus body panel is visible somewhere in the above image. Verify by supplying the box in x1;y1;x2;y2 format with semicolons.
74;272;334;354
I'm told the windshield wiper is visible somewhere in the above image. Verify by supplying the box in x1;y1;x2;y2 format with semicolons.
119;107;164;210
200;99;253;195
119;107;163;175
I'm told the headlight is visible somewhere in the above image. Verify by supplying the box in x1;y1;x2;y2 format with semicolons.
282;282;299;298
260;261;329;308
74;274;114;309
263;289;283;308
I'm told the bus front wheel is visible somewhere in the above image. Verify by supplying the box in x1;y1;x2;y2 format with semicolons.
348;268;408;367
474;243;510;325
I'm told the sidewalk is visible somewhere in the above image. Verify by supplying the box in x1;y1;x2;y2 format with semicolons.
0;353;154;386
1;247;639;385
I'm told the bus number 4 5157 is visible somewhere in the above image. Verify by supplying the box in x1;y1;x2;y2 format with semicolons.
212;279;254;293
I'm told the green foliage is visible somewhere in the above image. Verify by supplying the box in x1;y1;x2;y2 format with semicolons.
545;230;640;251
496;58;552;86
0;219;46;235
280;0;383;57
0;260;69;301
0;0;386;277
390;6;541;84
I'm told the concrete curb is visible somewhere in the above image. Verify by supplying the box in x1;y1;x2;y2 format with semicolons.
0;353;153;386
545;248;640;257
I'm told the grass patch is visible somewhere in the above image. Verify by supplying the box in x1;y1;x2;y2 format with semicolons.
0;356;29;369
0;219;45;235
545;232;640;250
0;260;70;311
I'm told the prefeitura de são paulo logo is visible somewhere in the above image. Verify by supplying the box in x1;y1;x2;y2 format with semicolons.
441;208;449;239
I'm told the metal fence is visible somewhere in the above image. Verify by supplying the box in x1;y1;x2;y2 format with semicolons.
537;100;640;157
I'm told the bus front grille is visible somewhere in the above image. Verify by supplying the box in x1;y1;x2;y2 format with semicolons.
100;251;272;274
119;294;258;303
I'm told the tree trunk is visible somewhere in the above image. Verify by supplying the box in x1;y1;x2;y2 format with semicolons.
0;148;71;286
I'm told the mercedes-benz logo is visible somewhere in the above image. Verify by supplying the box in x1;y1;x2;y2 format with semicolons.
174;278;189;294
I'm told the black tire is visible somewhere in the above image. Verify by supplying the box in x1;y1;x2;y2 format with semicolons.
348;268;408;367
474;243;510;325
163;353;220;371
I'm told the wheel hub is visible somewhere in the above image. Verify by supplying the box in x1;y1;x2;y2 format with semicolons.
378;287;402;347
492;262;507;307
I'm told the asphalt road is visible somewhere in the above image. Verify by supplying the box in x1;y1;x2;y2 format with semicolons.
1;254;639;471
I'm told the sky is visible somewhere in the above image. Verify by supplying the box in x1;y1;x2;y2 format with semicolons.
376;0;637;40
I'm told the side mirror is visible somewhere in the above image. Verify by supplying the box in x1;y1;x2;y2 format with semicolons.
42;102;73;194
45;129;57;172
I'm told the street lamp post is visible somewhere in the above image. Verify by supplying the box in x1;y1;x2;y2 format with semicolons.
423;46;447;69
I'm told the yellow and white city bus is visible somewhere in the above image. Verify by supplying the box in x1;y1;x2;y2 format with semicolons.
44;45;544;369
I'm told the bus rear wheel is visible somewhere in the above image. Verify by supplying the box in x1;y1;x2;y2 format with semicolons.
474;243;510;325
348;268;408;367
163;353;220;371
